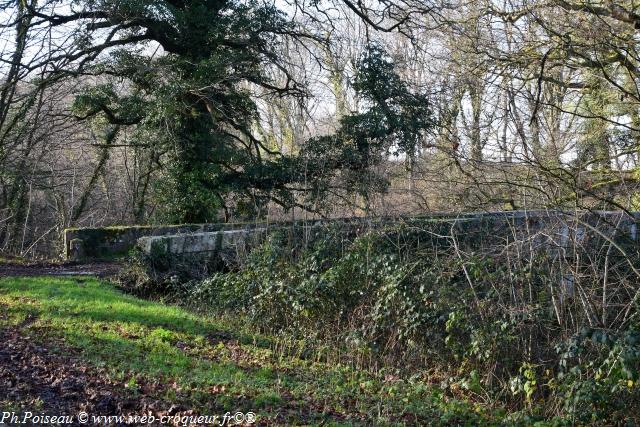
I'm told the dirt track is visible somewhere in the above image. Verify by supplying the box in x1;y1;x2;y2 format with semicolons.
0;324;193;427
0;262;121;278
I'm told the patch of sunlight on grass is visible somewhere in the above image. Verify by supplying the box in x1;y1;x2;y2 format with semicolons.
0;277;256;384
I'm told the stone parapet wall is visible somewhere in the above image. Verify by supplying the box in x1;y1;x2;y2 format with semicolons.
64;210;640;261
137;228;268;257
63;223;233;261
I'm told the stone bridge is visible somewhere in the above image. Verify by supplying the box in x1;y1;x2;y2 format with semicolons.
63;210;640;262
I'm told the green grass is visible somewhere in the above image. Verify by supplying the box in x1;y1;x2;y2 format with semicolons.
0;277;505;426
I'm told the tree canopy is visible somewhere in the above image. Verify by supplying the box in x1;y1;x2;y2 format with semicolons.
3;0;640;255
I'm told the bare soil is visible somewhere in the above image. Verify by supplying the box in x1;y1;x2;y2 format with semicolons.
0;323;195;427
0;262;122;278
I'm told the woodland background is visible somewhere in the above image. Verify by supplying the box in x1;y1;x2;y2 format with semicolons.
2;0;640;257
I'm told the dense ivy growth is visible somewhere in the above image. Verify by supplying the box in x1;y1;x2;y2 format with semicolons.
73;2;435;223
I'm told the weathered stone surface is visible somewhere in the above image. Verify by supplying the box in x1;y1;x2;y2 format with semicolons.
68;238;85;261
64;210;640;261
137;228;268;255
62;222;263;260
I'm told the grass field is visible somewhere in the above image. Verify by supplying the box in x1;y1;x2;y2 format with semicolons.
0;276;511;426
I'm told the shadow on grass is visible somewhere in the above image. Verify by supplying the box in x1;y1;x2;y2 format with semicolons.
23;323;345;423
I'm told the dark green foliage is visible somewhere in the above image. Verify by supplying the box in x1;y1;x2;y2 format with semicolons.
554;327;640;422
299;44;435;203
350;44;434;157
72;0;298;222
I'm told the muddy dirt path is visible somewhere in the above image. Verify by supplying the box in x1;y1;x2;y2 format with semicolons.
0;262;122;278
0;324;193;427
